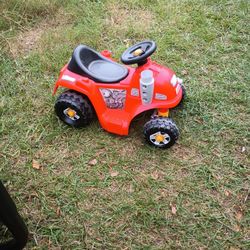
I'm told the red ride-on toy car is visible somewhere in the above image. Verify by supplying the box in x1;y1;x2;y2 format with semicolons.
53;41;185;148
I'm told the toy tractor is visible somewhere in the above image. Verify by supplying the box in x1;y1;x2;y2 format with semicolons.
53;41;185;148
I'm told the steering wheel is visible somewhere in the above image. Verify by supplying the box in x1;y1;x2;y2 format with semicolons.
121;40;157;65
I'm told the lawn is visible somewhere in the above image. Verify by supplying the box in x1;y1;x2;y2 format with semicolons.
0;0;249;249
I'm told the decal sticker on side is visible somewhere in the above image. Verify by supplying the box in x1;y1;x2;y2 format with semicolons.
100;88;126;109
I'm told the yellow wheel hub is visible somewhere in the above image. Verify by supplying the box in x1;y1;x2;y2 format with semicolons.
133;48;143;56
67;108;76;118
155;134;164;142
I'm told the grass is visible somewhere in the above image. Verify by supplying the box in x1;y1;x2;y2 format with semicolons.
0;0;249;249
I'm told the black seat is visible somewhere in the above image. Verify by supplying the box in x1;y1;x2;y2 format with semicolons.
67;45;129;83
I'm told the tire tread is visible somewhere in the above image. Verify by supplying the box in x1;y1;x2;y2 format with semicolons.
143;118;179;148
55;90;93;127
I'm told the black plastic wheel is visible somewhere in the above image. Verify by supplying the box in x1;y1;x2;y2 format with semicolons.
178;83;186;107
55;90;94;128
143;118;179;148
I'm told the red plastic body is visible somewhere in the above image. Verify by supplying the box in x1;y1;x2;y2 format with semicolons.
53;54;183;136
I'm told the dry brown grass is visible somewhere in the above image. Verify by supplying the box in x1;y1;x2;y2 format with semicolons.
106;2;155;35
1;0;249;248
8;9;72;57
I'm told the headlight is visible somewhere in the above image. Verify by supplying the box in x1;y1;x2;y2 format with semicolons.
170;74;177;86
176;84;181;94
171;74;183;87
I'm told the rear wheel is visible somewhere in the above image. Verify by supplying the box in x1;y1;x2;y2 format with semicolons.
55;90;94;128
143;118;179;148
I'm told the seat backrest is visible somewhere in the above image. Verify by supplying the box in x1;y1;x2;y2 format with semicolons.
78;47;100;68
68;45;100;77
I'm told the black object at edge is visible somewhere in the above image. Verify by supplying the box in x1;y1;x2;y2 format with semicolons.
0;181;28;250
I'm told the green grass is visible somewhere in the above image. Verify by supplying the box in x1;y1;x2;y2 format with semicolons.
0;0;249;249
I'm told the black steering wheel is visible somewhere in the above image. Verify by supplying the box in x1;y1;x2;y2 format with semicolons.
121;40;157;65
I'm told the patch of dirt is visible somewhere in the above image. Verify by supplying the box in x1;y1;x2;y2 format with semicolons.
118;142;139;158
9;23;45;57
173;144;203;163
106;3;155;34
8;10;71;58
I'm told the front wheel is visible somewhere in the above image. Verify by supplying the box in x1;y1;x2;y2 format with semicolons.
143;118;179;148
177;83;186;107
